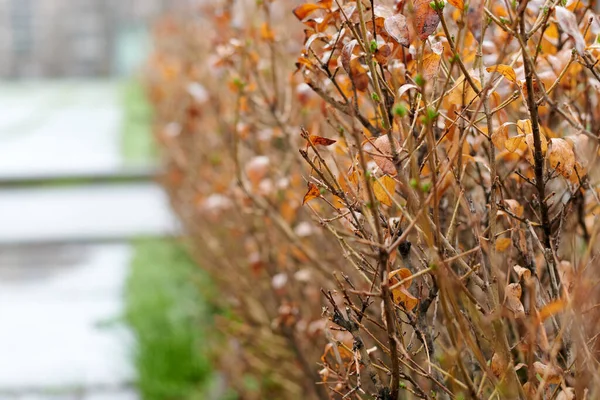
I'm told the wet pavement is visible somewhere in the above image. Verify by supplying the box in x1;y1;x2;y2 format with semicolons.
0;81;174;399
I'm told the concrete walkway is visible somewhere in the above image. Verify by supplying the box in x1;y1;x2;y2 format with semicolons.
0;244;135;399
0;81;174;399
0;183;176;244
0;81;127;179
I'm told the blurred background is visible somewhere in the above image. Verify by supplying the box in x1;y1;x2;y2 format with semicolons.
0;1;220;399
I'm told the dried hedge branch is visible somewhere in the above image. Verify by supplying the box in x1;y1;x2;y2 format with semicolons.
147;0;600;398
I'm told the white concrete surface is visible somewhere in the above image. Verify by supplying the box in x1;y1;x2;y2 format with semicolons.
0;183;177;244
0;81;124;179
0;244;137;399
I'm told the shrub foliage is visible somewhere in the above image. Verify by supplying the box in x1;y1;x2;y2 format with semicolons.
147;0;600;398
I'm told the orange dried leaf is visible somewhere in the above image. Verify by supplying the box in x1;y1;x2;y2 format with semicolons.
389;268;417;310
505;199;524;218
414;0;440;39
309;135;337;146
303;183;321;205
384;14;410;47
495;237;512;252
374;176;396;207
505;135;525;153
486;64;518;84
422;53;441;81
447;0;464;9
392;286;418;310
491;123;510;150
516;119;533;135
490;353;507;378
293;1;330;21
539;299;566;322
260;23;275;41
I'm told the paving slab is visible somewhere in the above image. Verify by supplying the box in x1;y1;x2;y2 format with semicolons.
0;183;177;244
0;244;137;397
0;81;126;179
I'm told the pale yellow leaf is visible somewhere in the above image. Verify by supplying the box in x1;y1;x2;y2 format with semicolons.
374;176;396;207
505;135;525;153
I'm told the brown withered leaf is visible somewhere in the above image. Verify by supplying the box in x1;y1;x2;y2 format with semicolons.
486;64;518;84
260;23;275;41
375;44;392;64
374;176;396;207
495;237;512;252
303;182;321;205
414;0;440;39
389;268;418;310
505;283;525;318
548;138;575;178
491;122;510;150
309;135;337;147
513;265;531;281
293;0;332;21
490;353;507;378
370;135;401;176
533;361;562;384
538;299;566;323
422;53;441;81
504;199;524;218
384;14;410;47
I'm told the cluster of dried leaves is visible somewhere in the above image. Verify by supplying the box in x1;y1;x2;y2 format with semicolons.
147;0;600;398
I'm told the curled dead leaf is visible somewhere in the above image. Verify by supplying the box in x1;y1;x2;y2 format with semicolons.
309;135;337;147
486;64;518;84
504;199;524;218
303;182;321;205
293;0;332;21
548;138;575;178
505;283;525;318
384;14;410;47
539;299;566;323
490;353;507;378
491;123;510;150
533;361;562;384
370;135;401;176
389;268;418;310
513;265;532;281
